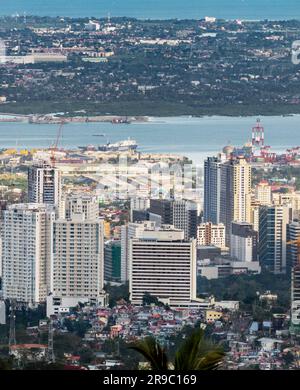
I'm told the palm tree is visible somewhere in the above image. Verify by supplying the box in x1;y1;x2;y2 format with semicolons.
129;329;224;370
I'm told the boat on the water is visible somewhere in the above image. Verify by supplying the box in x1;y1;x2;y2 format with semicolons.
79;138;138;152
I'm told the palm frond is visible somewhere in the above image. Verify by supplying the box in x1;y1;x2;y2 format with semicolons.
174;329;225;370
129;336;169;370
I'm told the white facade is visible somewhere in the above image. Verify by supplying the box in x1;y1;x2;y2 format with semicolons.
63;193;99;220
129;226;197;306
130;197;150;212
120;221;156;282
230;234;253;262
51;215;104;301
255;181;272;205
197;222;226;249
2;204;55;304
28;163;61;206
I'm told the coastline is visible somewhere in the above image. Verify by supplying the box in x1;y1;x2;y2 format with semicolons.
0;113;297;124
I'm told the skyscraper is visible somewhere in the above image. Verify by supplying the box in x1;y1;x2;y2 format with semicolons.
129;226;197;307
230;222;258;262
48;195;106;315
121;221;157;282
204;154;225;224
149;198;198;240
287;220;300;269
291;264;300;332
259;205;291;274
197;222;226;249
28;163;61;206
149;199;172;225
2;204;55;304
220;157;252;244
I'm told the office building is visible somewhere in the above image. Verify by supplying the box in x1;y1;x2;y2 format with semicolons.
49;196;106;315
230;222;258;262
149;198;198;240
104;240;121;282
291;265;300;332
129;225;197;307
287;220;300;269
203;154;226;224
220;157;252;244
2;204;55;304
197;222;226;250
130;197;150;221
149;199;172;225
28;163;61;206
120;221;156;282
259;205;291;274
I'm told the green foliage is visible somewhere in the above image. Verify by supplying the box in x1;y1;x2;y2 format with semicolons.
104;282;130;307
129;329;224;371
174;329;224;370
197;272;290;310
129;337;169;370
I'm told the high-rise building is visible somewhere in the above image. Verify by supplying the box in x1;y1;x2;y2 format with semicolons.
120;221;156;282
51;210;105;305
197;222;226;250
149;199;172;225
64;193;99;220
203;155;226;224
220;157;252;244
172;200;198;240
259;205;291;274
254;180;272;205
2;204;55;304
291;265;300;332
250;200;260;232
129;226;197;307
230;222;258;262
28;163;61;206
104;240;121;282
130;197;150;221
149;199;198;240
287;220;300;269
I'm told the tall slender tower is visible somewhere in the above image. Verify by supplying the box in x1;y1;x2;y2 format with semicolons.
28;162;61;206
47;317;55;363
252;118;264;147
220;157;252;244
8;300;16;354
204;154;226;224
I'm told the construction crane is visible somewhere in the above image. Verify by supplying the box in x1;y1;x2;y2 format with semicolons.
287;239;300;266
50;121;64;168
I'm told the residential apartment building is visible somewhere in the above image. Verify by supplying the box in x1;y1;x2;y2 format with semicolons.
2;204;55;304
197;222;226;250
28;163;61;206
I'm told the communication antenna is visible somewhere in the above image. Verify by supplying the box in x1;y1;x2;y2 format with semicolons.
8;300;16;355
47;316;55;363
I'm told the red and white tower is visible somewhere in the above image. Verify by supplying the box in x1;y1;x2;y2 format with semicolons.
252;118;264;147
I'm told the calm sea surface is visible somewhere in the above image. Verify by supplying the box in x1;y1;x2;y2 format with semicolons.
0;116;300;165
0;0;299;20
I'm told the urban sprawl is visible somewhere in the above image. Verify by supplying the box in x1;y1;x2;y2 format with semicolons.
1;15;300;371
